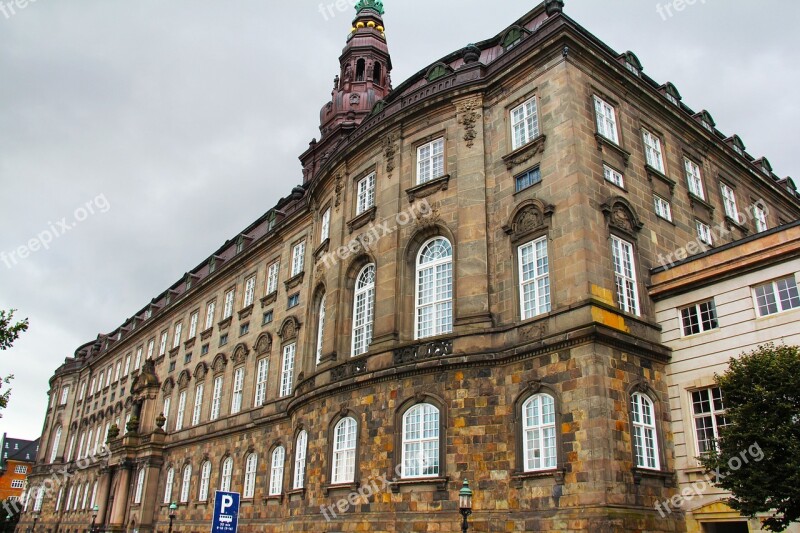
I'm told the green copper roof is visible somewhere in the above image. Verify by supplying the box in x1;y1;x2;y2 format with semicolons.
355;0;384;15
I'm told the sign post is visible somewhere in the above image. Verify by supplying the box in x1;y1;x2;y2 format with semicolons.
211;491;240;533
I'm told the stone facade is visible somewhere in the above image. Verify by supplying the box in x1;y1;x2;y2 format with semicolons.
18;2;799;533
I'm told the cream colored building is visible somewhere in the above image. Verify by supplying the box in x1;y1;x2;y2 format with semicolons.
651;222;800;533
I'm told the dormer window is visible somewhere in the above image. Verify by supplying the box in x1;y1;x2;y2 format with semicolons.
356;59;366;82
620;52;642;77
502;26;524;50
236;236;245;254
209;257;217;274
661;82;682;106
144;309;152;320
267;211;277;231
696;111;716;133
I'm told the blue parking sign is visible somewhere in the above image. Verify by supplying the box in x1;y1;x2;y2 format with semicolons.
212;491;240;533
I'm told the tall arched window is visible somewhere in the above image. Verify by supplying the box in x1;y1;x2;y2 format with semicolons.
220;457;233;491
352;264;376;357
316;294;326;364
293;430;308;490
134;468;145;504
180;464;192;503
90;481;98;509
631;392;660;469
401;404;440;478
198;461;211;501
269;447;285;496
356;58;366;81
415;238;453;339
522;394;557;472
50;426;62;463
163;467;175;504
243;454;257;498
373;62;382;84
332;417;357;484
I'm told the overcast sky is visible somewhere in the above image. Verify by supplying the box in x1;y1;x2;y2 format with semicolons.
1;0;798;440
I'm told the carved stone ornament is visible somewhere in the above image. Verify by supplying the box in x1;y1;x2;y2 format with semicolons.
393;340;453;365
212;354;228;373
633;381;649;394
255;334;272;355
194;362;209;381
161;377;175;395
334;174;344;209
457;98;482;148
528;380;543;394
177;370;191;388
384;133;398;177
601;197;644;235
278;317;301;341
232;343;250;365
503;201;555;239
155;413;166;430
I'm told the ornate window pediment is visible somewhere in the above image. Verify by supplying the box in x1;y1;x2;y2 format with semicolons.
255;333;272;355
503;199;555;241
177;370;192;389
278;316;301;341
212;354;228;373
601;196;644;238
193;362;209;381
232;343;250;365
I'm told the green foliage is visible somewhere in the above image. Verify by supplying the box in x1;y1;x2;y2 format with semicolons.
700;343;800;532
0;309;29;418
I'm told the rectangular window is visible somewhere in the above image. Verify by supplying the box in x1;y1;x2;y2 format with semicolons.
219;334;229;347
287;293;300;309
159;331;168;356
11;480;24;489
642;129;664;173
262;311;274;326
189;311;199;338
210;376;223;421
417;138;445;184
204;301;216;330
511;97;540;150
518;237;551;320
291;242;306;277
60;386;69;405
168;361;176;372
137;345;145;368
594;96;619;144
685;158;705;199
254;358;269;407
356;173;376;215
515;167;541;192
611;236;640;316
172;322;182;349
240;323;250;336
696;220;713;246
14;465;27;474
114;361;121;382
175;390;186;432
243;276;256;308
105;368;112;387
754;204;769;232
231;367;244;415
280;343;296;397
78;381;86;401
320;207;331;243
267;261;280;294
653;195;672;222
720;183;739;222
201;344;209;356
681;300;719;336
163;397;171;427
223;289;235;319
754;276;800;316
192;384;204;426
603;164;624;188
692;387;728;455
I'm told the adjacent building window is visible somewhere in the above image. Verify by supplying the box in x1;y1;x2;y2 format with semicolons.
198;461;212;501
754;276;800;316
515;167;541;193
332;417;357;485
163;467;175;504
356;173;376;216
293;430;308;490
681;300;719;336
642;129;664;173
521;393;557;472
280;343;296;397
269;447;285;496
415;237;454;339
11;480;24;489
316;294;326;364
192;384;204;425
511;97;540;150
696;220;713;246
720;183;739;222
320;207;331;243
291;242;306;277
684;158;705;199
267;262;280;294
14;465;27;474
231;368;245;415
653;195;672;222
611;236;640;316
244;453;258;498
754;204;769;233
180;465;192;503
594;96;619;144
352;265;376;357
631;393;660;470
205;301;216;331
244;276;256;308
417;138;445;184
401;404;440;478
220;457;233;491
210;376;223;420
692;387;728;455
224;289;235;319
603;164;624;188
254;358;269;407
175;390;187;432
518;237;551;320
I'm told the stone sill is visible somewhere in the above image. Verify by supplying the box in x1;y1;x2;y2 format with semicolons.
314;239;330;262
347;206;378;233
284;272;305;291
238;304;254;320
183;337;197;350
502;134;547;171
405;174;450;203
218;316;233;332
645;164;676;194
261;291;278;308
595;133;631;167
200;327;214;341
389;476;448;493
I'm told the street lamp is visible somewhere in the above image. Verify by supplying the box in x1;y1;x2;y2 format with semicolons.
90;505;99;533
458;479;473;533
167;502;177;533
30;512;38;533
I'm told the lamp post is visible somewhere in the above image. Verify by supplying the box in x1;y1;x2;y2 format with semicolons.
90;505;99;533
458;479;473;533
167;502;177;533
30;512;38;533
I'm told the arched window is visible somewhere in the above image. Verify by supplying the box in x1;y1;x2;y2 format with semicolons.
163;467;175;504
293;431;308;490
316;294;326;364
243;454;257;498
269;447;285;496
522;394;557;472
220;457;233;491
352;264;376;356
134;468;145;504
90;480;98;509
198;461;211;501
332;417;357;484
82;482;90;509
49;426;62;463
401;404;440;478
373;62;382;84
356;59;366;82
415;238;453;339
179;465;192;503
631;392;660;469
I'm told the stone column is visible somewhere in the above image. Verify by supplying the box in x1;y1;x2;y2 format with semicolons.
96;467;113;528
108;462;132;529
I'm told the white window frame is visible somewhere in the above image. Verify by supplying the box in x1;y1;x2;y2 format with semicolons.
417;138;445;184
603;164;624;188
134;469;145;504
510;97;540;151
631;393;660;470
696;220;713;246
180;464;192;503
231;367;244;415
642;129;664;173
172;322;182;349
210;376;223;421
320;207;331;243
720;183;739;222
269;447;285;496
316;294;326;364
244;276;256;308
267;262;280;294
352;264;376;357
280;343;296;397
594;95;619;144
754;276;800;317
223;289;235;319
175;390;187;432
356;173;376;215
159;330;168;356
680;300;719;336
204;301;216;331
611;236;640;316
243;453;258;499
522;393;557;472
220;457;233;491
163;467;175;504
332;417;357;485
684;158;705;199
49;426;62;463
60;386;69;405
653;195;672;222
198;461;211;501
254;358;269;407
401;404;440;479
691;387;727;456
415;237;454;340
518;237;551;320
293;430;308;490
114;361;121;382
192;383;204;425
163;397;171;428
291;242;306;277
754;204;769;232
189;311;199;339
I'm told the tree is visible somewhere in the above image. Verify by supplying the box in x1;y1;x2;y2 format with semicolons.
701;343;800;532
0;309;29;417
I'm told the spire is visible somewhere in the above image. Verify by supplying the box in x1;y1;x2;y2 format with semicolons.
355;0;384;16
